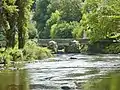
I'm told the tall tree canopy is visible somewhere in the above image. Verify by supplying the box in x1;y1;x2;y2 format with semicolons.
33;0;50;39
0;0;33;48
33;0;120;41
77;0;120;42
33;0;83;39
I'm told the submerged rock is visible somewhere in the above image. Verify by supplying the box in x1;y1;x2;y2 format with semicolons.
61;86;71;90
70;57;77;59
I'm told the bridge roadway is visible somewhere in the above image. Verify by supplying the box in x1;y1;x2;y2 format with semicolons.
38;38;120;46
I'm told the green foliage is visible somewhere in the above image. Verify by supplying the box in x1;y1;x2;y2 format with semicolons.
0;50;11;65
10;48;23;61
16;0;34;48
0;47;23;64
59;0;82;22
33;0;50;38
70;0;120;53
80;44;88;53
80;0;120;43
0;0;34;48
0;40;52;64
72;24;83;39
50;22;77;39
0;27;5;41
46;10;61;30
28;22;37;39
34;0;82;39
0;0;53;64
23;40;52;60
104;43;120;54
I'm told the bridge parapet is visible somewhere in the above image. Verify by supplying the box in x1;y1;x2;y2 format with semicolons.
38;39;74;46
38;38;90;46
38;38;119;46
38;38;120;53
77;38;90;43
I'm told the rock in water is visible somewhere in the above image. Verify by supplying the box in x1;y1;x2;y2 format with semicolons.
61;86;71;90
70;57;77;59
47;40;58;53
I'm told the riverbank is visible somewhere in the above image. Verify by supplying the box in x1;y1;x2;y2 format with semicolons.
0;39;120;66
80;42;120;54
0;40;52;65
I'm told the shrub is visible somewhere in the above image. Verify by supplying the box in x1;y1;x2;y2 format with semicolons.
104;43;120;54
0;40;52;64
0;47;23;64
23;40;52;61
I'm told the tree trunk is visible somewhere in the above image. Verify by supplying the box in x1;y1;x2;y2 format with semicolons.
6;15;17;48
18;29;25;49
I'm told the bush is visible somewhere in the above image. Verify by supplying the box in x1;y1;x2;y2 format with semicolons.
23;40;52;61
80;44;88;53
0;40;52;64
0;48;23;63
104;43;120;54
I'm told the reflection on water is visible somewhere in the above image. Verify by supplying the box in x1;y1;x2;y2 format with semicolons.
0;69;29;90
0;54;120;90
83;70;120;90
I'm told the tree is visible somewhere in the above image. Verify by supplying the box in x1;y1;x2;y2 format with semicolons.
0;0;18;48
77;0;120;42
46;10;61;37
50;21;77;39
34;0;83;39
0;0;33;48
16;0;33;48
33;0;50;39
59;0;82;22
48;0;83;39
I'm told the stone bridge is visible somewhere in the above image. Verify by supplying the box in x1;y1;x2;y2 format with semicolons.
0;39;119;53
37;38;120;53
38;38;90;46
38;38;119;46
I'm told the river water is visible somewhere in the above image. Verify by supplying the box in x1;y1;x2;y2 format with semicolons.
0;54;120;90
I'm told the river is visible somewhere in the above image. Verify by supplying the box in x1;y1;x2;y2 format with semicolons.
0;54;120;90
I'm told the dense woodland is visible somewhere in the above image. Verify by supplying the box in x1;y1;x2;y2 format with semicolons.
0;0;120;63
34;0;120;53
34;0;120;40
